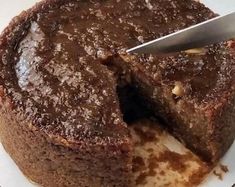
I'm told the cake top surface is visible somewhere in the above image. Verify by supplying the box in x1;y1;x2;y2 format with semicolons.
0;0;234;146
1;24;130;148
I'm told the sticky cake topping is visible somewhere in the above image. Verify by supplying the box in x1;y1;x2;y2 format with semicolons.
134;46;235;105
0;0;235;144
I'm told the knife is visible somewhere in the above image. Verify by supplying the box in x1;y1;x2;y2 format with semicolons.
127;12;235;54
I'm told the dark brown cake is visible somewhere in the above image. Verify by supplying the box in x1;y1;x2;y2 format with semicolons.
121;44;235;163
0;2;133;186
0;0;235;186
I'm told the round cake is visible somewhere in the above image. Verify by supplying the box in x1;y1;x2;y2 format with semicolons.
0;0;235;187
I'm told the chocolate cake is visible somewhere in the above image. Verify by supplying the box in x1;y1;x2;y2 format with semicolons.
122;44;235;163
0;0;235;186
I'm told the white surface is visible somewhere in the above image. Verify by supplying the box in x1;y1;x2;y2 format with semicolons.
0;0;235;187
202;0;235;15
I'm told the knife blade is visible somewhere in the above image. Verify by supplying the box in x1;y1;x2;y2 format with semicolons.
127;12;235;54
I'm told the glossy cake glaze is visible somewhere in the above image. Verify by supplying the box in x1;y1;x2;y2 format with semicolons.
0;0;235;186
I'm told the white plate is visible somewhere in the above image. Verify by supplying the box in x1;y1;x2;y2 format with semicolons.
0;0;235;187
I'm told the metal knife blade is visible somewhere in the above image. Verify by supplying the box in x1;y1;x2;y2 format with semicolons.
127;12;235;54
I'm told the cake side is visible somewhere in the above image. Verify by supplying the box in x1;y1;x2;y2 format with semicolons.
0;94;132;187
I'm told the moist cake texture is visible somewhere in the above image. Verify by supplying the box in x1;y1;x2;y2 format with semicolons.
0;0;235;186
122;44;235;163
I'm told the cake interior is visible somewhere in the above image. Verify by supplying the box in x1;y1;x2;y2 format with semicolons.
104;57;210;186
115;82;212;186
